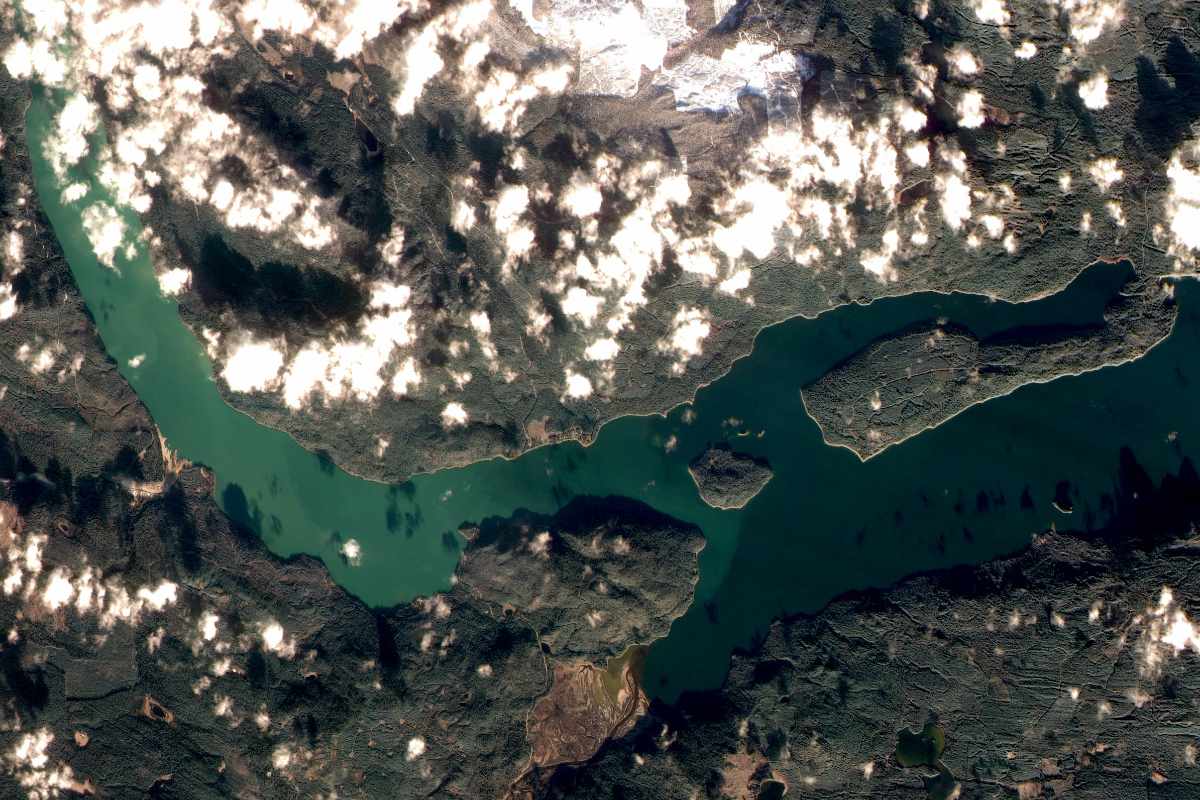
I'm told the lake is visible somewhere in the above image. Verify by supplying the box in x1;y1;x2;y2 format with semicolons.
26;90;1199;700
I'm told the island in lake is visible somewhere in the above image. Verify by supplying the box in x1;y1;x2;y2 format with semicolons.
688;444;774;509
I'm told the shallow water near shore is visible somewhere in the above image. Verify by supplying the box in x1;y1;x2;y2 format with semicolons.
27;91;1200;700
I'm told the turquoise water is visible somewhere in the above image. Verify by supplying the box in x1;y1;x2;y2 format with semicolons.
643;273;1199;696
27;91;1199;699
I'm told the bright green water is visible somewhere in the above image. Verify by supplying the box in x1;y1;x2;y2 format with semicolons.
27;92;1200;700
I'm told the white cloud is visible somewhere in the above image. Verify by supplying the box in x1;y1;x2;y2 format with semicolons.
904;142;930;167
469;310;498;367
43;570;74;610
979;214;1004;238
1078;70;1109;110
261;620;293;656
937;173;972;230
237;0;317;40
1105;199;1126;227
561;286;604;327
3;37;67;84
897;103;926;133
948;47;980;77
718;269;751;296
331;0;420;59
4;231;23;272
713;177;791;261
0;284;19;322
1088;157;1123;192
156;267;191;296
860;227;900;281
1166;143;1200;261
46;93;99;178
956;90;986;128
675;242;719;278
391;356;422;396
81;202;126;269
279;282;416;408
488;183;537;266
1054;0;1124;45
1140;587;1200;676
451;199;476;232
18;3;341;258
137;581;178;610
131;62;163;101
660;306;710;374
970;0;1009;24
657;40;805;114
210;179;234;211
493;184;529;233
199;611;219;641
240;0;420;60
223;185;335;249
4;511;181;626
221;339;284;393
1014;41;1038;59
519;0;683;97
441;402;468;429
584;337;619;361
561;174;603;218
393;24;444;117
2;40;34;79
380;227;406;266
474;62;573;133
563;370;592;399
11;0;1089;406
272;744;292;769
7;728;89;800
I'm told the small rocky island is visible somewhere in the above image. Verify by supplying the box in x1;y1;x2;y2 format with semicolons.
688;445;774;510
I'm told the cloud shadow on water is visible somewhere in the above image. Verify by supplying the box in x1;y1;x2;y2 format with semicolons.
222;482;264;542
